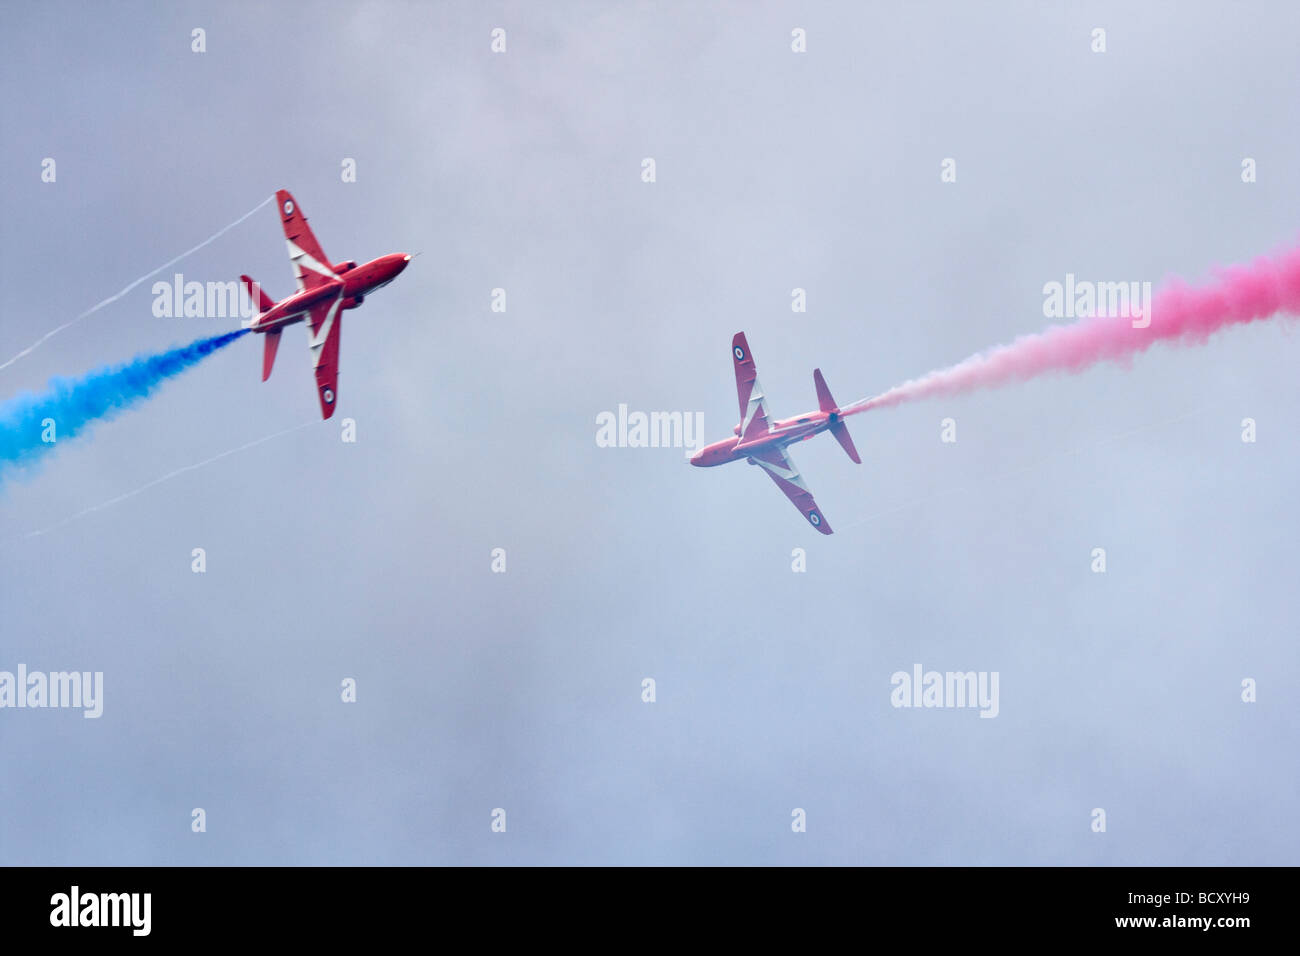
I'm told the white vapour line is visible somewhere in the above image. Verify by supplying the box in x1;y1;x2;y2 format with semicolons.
7;421;315;543
0;195;274;372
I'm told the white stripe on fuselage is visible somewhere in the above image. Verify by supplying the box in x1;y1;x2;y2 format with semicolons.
246;308;310;331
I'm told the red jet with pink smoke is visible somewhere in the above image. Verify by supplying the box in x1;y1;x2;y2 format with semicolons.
691;331;860;534
694;243;1300;533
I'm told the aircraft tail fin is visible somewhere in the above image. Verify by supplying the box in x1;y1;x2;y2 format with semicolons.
814;368;838;413
238;275;282;378
815;369;861;463
240;275;275;323
261;329;282;381
830;419;861;464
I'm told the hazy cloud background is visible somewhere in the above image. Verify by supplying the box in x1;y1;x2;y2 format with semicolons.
1;0;1296;864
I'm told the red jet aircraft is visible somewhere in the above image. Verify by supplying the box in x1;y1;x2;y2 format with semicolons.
241;189;410;418
690;332;861;534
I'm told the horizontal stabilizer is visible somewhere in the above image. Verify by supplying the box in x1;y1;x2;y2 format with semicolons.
262;329;282;381
830;419;861;464
241;275;275;314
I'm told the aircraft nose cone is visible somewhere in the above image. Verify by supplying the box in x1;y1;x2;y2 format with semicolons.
689;448;703;466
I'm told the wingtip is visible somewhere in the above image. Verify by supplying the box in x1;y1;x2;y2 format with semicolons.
275;189;299;220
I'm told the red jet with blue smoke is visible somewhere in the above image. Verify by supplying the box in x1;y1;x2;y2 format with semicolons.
241;189;411;418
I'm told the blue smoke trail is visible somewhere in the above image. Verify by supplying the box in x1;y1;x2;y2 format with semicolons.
0;329;249;475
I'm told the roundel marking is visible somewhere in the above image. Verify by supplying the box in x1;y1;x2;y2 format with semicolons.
734;345;745;360
322;388;335;404
809;512;821;526
283;200;295;215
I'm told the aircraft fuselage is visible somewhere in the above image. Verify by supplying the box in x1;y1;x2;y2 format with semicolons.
250;252;409;333
690;409;834;467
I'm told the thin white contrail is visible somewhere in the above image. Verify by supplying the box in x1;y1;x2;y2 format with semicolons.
0;195;274;372
5;421;315;544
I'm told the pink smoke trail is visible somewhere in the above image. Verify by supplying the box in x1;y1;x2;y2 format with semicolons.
844;243;1300;413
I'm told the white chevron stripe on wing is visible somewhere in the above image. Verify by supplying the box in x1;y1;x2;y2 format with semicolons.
751;445;809;491
287;239;338;290
741;374;771;439
308;294;343;368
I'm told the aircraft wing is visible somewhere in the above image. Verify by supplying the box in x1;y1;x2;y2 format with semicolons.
276;189;337;292
305;293;344;419
749;444;833;534
731;331;773;442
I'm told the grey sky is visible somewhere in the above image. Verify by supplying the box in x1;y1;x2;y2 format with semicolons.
1;1;1297;864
